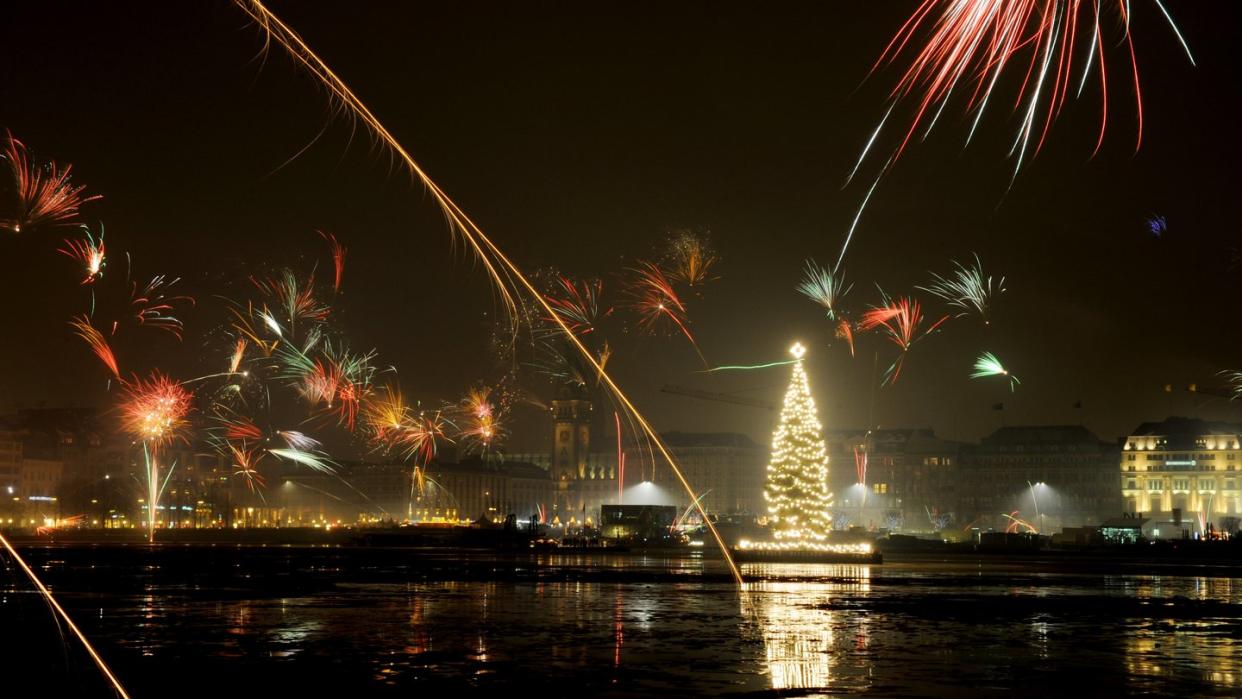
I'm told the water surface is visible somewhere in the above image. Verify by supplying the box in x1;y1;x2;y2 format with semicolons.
4;546;1241;696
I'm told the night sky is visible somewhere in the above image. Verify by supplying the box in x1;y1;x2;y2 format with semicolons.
2;2;1240;452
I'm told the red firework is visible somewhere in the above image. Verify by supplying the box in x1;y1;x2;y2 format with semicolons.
319;230;347;293
300;358;363;431
624;261;705;364
1;132;100;234
57;229;106;284
860;297;947;384
871;0;1195;167
69;315;121;381
120;371;193;447
228;443;268;492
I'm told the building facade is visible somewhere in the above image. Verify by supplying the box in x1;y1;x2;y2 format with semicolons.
1120;417;1242;534
960;425;1121;532
826;428;964;532
636;432;766;516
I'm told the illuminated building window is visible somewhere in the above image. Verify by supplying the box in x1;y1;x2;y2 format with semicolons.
1126;479;1137;490
1147;480;1163;492
1172;479;1190;492
1227;480;1237;490
1199;479;1214;491
873;483;888;494
1126;454;1136;461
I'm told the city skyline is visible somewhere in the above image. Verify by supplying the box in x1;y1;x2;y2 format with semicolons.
1;3;1240;452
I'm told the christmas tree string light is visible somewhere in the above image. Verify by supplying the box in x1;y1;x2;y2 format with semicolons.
740;342;871;555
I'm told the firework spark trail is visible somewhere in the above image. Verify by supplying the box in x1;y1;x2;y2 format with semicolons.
130;275;195;338
701;359;799;373
1003;511;1038;533
269;446;336;474
0;132;101;234
870;0;1193;165
860;296;948;385
228;337;249;374
1222;371;1242;400
971;350;1020;391
277;430;322;451
0;532;130;698
236;0;743;583
797;259;852;320
853;445;868;486
917;254;1005;323
70;315;121;381
836;318;856;357
837;1;1196;271
58;226;106;284
615;411;625;504
319;230;346;293
221;414;264;442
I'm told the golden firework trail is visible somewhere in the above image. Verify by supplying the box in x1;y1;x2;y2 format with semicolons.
234;0;743;584
0;532;130;698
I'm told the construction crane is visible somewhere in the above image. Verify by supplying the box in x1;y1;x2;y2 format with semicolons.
661;384;777;411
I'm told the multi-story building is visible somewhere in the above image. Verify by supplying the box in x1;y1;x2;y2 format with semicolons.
637;432;766;516
825;428;963;532
960;425;1120;532
514;390;765;524
1120;417;1242;534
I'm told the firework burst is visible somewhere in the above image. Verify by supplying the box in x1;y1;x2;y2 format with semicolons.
624;260;706;365
121;371;193;543
0;132;100;234
543;275;611;337
252;269;330;335
396;411;451;466
227;442;269;492
120;371;193;446
457;386;506;456
918;254;1005;323
797;258;852;322
663;230;719;288
860;296;948;385
58;226;106;284
865;0;1195;173
365;385;411;447
971;351;1020;391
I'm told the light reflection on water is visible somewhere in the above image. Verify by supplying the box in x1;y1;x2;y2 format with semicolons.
7;549;1242;695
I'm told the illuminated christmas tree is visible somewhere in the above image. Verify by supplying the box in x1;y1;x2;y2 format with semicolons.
764;342;832;543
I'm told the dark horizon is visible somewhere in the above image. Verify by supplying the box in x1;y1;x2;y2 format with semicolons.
2;2;1240;452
